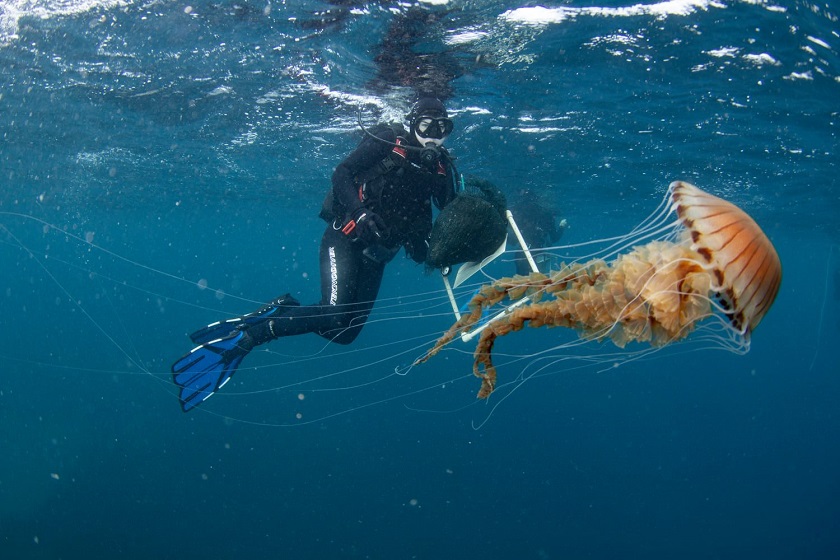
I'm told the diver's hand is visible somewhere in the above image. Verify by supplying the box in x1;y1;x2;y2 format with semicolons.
405;237;429;264
351;209;386;244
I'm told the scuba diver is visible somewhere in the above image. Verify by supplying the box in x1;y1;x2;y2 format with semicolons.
172;98;459;411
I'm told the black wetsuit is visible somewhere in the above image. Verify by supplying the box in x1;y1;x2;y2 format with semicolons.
253;123;456;345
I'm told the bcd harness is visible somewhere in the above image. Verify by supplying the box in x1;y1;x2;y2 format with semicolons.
321;135;447;236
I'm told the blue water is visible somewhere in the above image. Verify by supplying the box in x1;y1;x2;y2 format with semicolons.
1;1;839;558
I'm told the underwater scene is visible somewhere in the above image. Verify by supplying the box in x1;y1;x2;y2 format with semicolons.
1;1;839;558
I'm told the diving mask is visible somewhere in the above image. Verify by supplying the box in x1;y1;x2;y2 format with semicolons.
413;116;454;140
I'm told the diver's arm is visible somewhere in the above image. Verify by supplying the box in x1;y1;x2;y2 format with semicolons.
432;161;457;209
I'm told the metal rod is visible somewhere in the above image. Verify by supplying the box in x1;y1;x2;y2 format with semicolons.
506;210;540;273
441;270;461;320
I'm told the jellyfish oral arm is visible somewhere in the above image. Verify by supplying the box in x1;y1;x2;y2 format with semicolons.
460;294;534;343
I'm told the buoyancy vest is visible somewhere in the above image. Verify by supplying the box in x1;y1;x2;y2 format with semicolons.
319;123;446;224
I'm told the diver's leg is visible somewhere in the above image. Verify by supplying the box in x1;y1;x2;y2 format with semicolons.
186;226;387;351
185;229;342;346
172;227;384;411
242;226;385;345
188;293;301;345
311;226;385;344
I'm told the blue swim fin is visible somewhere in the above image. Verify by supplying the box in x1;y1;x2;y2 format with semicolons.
171;330;253;412
189;294;299;345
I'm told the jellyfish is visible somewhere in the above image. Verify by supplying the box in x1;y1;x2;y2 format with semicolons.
415;181;783;399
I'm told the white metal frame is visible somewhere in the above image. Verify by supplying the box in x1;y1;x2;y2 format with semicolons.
440;210;541;342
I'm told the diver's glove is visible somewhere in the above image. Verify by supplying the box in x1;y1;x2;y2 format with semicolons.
405;237;429;264
350;208;386;244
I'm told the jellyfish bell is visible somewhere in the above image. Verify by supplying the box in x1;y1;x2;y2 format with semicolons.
670;180;782;337
415;181;783;399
